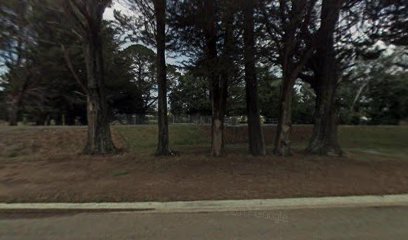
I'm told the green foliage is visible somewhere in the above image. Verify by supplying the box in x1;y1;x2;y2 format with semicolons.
365;73;408;125
292;82;316;124
0;0;406;128
0;0;164;124
112;44;157;116
257;67;280;120
169;73;211;115
339;49;408;125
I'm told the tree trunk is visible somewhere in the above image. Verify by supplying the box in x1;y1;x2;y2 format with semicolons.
204;0;226;157
83;16;116;155
274;76;294;156
273;0;336;156
209;63;227;157
8;103;18;126
307;0;342;156
154;0;172;156
307;76;342;155
211;101;225;157
7;94;22;126
243;0;266;156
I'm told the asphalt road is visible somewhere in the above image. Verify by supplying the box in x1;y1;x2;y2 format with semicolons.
1;206;408;240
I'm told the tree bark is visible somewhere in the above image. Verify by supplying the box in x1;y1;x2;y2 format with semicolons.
6;90;24;126
154;0;172;156
243;0;266;156
307;73;342;155
307;0;343;156
7;102;19;126
274;74;294;156
273;0;339;156
209;68;226;157
82;6;116;155
204;0;227;157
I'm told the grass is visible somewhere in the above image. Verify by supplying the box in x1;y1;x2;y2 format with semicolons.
338;126;408;159
0;124;407;160
115;124;209;154
112;170;130;177
113;124;408;160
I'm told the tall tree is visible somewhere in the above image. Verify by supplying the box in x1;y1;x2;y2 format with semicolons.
260;0;319;155
203;0;225;156
306;0;344;155
168;0;234;156
153;0;172;155
64;0;116;154
169;72;211;116
0;0;39;126
243;0;266;155
122;0;173;155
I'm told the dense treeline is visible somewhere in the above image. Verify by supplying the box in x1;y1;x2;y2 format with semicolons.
0;0;407;156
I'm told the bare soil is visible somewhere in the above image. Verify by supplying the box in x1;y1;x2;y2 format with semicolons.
0;127;407;203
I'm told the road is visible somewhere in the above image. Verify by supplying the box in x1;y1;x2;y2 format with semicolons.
1;206;407;240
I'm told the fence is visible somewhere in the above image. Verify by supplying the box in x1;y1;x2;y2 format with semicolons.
111;114;278;126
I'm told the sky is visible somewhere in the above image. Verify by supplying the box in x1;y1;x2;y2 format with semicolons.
104;0;133;21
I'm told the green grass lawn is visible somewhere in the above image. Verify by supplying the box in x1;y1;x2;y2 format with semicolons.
1;124;406;160
338;126;408;159
115;125;209;154
115;125;408;159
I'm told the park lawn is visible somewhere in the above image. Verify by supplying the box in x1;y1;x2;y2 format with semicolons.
338;126;408;159
115;125;408;159
0;125;407;203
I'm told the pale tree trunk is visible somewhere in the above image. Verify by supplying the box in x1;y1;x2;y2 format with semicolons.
83;13;116;154
211;95;225;157
154;0;172;155
307;0;343;156
274;76;294;156
210;65;227;157
243;0;265;156
274;50;315;156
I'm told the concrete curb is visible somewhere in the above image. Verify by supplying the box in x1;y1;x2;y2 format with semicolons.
1;194;408;213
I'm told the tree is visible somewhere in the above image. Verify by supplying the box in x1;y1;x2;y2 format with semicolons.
365;0;407;47
120;44;158;120
243;0;265;155
63;0;116;154
306;0;344;156
122;0;173;155
0;0;41;126
168;0;235;156
153;0;172;155
339;47;408;125
201;0;225;156
257;67;281;121
169;72;211;116
260;0;320;155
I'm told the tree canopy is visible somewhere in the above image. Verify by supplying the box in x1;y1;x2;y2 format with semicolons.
0;0;406;156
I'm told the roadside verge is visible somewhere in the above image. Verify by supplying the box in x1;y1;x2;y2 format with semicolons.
1;194;408;213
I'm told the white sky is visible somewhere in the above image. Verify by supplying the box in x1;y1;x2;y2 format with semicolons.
104;0;134;21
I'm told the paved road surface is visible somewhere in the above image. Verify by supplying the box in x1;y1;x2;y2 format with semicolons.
1;206;407;240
